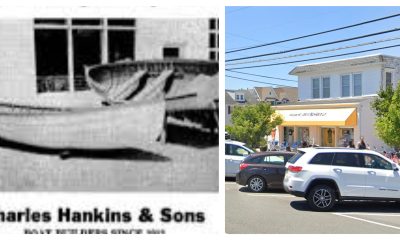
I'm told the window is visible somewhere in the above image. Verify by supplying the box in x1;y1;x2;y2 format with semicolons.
365;154;392;170
231;145;250;156
163;47;179;59
72;29;101;91
263;155;285;165
209;18;219;61
309;153;335;165
108;30;135;63
353;73;362;96
341;75;350;97
332;153;365;168
34;18;136;93
288;151;304;164
312;78;320;98
246;156;263;164
227;105;231;115
35;29;69;93
386;72;393;89
322;77;330;98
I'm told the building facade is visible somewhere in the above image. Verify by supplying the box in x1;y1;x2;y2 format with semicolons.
273;54;400;151
0;18;218;107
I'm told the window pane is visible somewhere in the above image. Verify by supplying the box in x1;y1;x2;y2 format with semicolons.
312;78;320;98
231;145;249;156
366;154;392;170
73;29;101;91
209;33;216;48
163;47;179;59
341;75;350;97
265;155;285;165
209;18;217;30
322;77;330;98
35;19;66;25
108;30;135;63
107;19;135;26
35;29;69;93
332;153;365;168
72;19;102;25
353;74;362;96
309;153;334;165
209;51;217;60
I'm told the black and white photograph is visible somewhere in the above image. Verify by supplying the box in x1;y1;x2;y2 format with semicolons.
0;11;219;192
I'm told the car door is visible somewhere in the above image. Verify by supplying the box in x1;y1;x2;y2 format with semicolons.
331;152;367;197
364;154;400;199
225;144;251;177
259;154;287;188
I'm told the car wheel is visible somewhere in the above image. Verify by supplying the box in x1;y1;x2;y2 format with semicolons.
248;176;266;192
307;185;336;211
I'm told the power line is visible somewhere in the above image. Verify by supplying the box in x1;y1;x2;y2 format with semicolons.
226;13;400;54
226;27;400;62
226;70;297;82
226;36;400;66
226;43;400;70
226;75;296;87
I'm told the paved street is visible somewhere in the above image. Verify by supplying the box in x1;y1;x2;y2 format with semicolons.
226;180;400;234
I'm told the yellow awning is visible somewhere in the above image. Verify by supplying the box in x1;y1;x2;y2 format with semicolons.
276;108;357;126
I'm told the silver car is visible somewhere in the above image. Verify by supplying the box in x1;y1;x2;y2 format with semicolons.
225;140;254;177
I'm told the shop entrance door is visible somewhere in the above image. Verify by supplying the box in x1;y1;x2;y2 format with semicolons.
321;128;335;147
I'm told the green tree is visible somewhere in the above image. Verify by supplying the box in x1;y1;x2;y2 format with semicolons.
226;102;283;148
371;84;400;150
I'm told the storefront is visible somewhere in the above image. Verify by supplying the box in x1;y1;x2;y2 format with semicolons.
272;96;387;150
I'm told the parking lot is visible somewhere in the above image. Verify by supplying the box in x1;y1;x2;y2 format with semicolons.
226;180;400;234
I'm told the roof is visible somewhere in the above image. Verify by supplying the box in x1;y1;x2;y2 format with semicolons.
247;151;295;158
274;87;298;102
225;89;259;105
297;147;385;156
289;54;400;75
225;91;236;105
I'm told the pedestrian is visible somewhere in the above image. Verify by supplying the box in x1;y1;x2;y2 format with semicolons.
357;137;368;150
347;140;355;148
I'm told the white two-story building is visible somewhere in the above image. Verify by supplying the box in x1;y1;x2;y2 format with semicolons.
274;54;399;150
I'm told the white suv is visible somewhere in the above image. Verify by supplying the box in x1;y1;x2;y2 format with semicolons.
284;148;400;211
225;140;254;177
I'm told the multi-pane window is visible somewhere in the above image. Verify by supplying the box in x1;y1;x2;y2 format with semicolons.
322;77;330;98
209;18;219;61
34;18;136;93
312;78;320;98
353;73;362;96
341;75;350;97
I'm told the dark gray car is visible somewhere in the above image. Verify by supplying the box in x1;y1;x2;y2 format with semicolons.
236;151;295;192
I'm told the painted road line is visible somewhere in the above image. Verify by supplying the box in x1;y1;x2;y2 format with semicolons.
339;213;400;217
246;193;295;197
333;213;400;231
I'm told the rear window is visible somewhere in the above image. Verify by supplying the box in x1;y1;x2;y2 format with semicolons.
288;151;305;164
309;153;335;165
244;155;263;164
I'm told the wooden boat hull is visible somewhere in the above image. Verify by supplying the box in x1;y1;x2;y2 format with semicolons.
0;100;165;150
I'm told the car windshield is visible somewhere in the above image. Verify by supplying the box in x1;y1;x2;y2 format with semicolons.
288;151;305;164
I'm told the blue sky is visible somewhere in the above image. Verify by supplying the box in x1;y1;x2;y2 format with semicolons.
225;7;400;90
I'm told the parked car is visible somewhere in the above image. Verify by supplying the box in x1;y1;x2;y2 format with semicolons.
284;147;400;211
225;140;254;177
236;151;295;192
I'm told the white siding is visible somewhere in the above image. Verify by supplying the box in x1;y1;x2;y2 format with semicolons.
0;20;36;101
297;65;382;100
136;19;208;60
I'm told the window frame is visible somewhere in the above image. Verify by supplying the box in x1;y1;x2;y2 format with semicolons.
322;76;330;98
341;74;351;97
353;73;362;97
312;77;320;99
34;18;136;93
